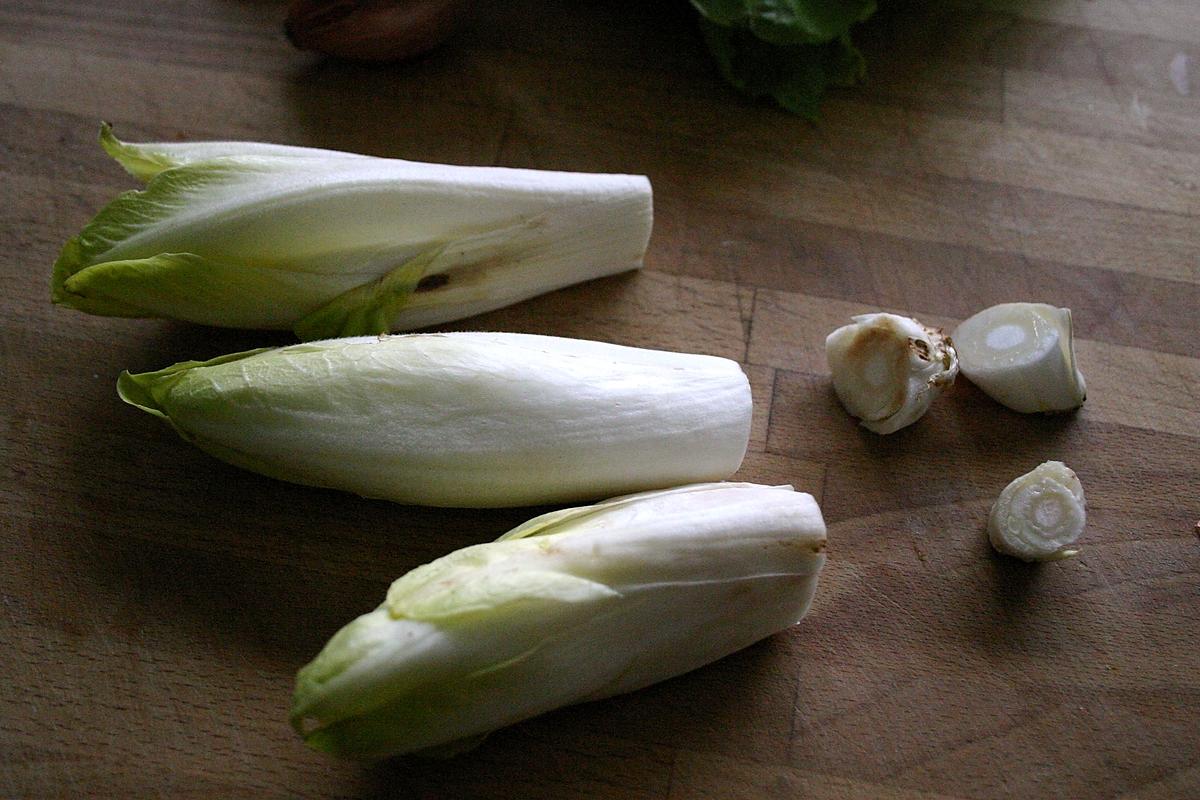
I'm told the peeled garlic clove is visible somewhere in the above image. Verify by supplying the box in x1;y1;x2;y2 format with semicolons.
988;461;1086;562
953;303;1086;413
825;313;959;435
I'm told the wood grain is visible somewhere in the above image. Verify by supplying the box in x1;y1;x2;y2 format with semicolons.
1;1;1197;798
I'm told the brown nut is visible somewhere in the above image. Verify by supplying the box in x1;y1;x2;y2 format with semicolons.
284;0;467;62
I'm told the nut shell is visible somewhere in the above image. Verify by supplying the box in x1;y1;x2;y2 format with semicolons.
285;0;467;62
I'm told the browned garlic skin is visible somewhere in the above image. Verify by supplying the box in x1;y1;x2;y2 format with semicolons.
825;313;959;435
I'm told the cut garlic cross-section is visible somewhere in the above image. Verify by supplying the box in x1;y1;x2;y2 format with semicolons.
988;461;1086;562
953;303;1086;413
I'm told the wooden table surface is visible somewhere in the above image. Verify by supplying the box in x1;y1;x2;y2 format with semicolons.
2;1;1198;797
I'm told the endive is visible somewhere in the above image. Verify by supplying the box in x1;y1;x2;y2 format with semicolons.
117;332;752;507
291;482;827;759
52;125;653;340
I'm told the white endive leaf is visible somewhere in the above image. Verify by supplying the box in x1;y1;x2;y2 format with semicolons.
54;127;653;339
291;482;827;759
98;121;372;181
117;333;753;507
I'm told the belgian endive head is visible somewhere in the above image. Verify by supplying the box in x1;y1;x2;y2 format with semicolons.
292;482;828;759
52;125;652;340
116;333;753;508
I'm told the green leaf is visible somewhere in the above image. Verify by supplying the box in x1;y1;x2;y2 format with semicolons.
100;122;182;183
117;347;274;420
386;546;619;623
49;152;406;326
59;251;344;328
496;482;735;541
292;244;445;341
292;612;391;698
692;0;875;118
50;237;145;316
494;504;606;542
99;122;371;182
50;159;254;295
117;346;338;486
692;0;875;45
700;20;866;119
748;0;877;45
690;0;751;27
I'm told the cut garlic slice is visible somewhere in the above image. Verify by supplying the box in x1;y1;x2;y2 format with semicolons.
953;303;1086;413
825;313;958;435
988;461;1086;562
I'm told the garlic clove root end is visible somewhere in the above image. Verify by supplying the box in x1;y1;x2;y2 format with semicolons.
988;460;1086;562
825;312;958;435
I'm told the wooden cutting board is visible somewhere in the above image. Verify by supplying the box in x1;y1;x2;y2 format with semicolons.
2;1;1197;797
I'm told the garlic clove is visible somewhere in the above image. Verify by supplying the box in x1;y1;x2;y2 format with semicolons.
988;461;1086;562
825;313;959;435
953;302;1086;413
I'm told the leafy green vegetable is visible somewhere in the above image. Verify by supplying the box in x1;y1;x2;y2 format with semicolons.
692;0;876;118
116;332;753;508
292;482;828;759
52;126;653;340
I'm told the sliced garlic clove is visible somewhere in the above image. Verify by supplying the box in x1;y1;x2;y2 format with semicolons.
953;302;1086;413
988;461;1086;562
825;312;959;435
